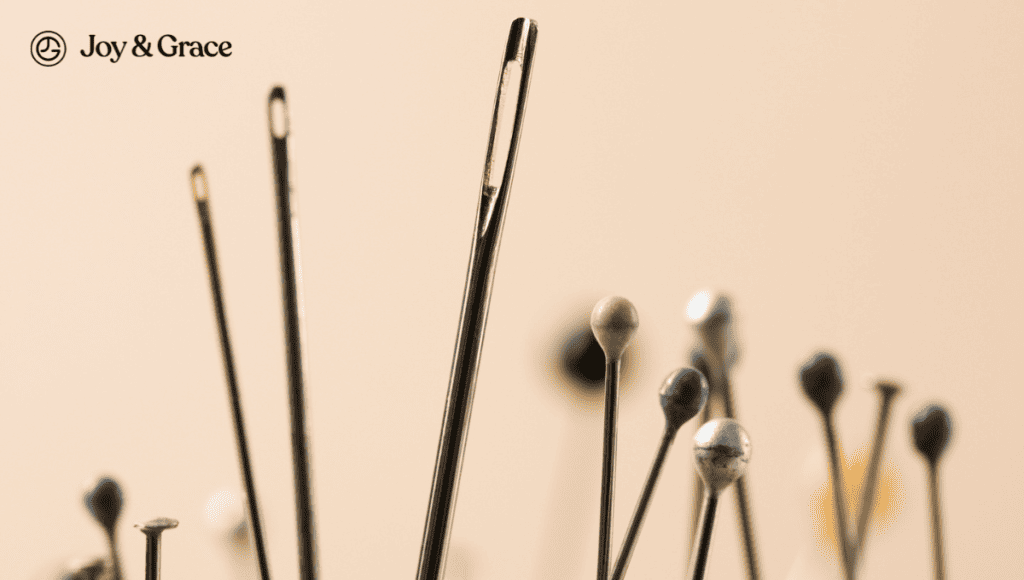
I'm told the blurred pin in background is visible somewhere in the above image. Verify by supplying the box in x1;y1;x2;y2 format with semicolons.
912;404;952;580
84;477;123;580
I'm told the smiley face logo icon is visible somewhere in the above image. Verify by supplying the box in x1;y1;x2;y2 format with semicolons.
31;31;66;67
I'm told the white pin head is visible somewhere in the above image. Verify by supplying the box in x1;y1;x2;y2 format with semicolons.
693;418;751;494
660;367;709;432
686;291;738;368
590;296;639;360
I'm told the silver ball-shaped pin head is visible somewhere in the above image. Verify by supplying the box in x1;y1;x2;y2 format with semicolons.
590;296;639;360
799;352;844;416
85;477;123;533
912;404;952;466
693;418;751;495
660;367;709;432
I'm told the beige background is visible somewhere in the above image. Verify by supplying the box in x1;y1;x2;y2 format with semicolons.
3;1;1022;579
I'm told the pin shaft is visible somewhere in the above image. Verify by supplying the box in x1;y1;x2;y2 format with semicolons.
853;385;898;557
610;428;674;580
415;19;537;580
687;492;719;580
193;167;272;580
823;415;855;580
927;467;946;580
597;357;621;580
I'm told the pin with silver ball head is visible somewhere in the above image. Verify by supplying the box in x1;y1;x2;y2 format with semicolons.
687;419;751;580
609;367;708;580
136;518;178;580
591;296;639;580
85;477;124;580
685;291;759;580
912;404;952;580
799;352;855;580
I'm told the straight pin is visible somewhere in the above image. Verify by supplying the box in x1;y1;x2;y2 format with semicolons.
269;86;318;580
687;419;751;580
591;296;639;580
192;166;272;580
610;368;708;580
686;292;760;580
800;352;855;580
912;404;951;580
136;518;178;580
415;18;538;580
853;380;900;559
84;477;123;580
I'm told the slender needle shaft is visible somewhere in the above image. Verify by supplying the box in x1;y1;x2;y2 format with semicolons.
610;429;674;580
687;493;719;580
928;467;946;580
853;383;899;558
597;357;620;580
415;19;538;580
823;415;855;580
192;167;272;580
269;86;318;580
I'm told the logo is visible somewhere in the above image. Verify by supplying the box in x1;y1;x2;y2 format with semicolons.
31;31;66;67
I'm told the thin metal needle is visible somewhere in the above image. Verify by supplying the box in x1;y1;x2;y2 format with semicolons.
136;518;178;580
610;368;708;580
269;86;317;580
415;18;538;580
912;405;951;580
687;419;751;580
800;352;855;580
192;166;272;580
591;297;639;580
853;381;900;559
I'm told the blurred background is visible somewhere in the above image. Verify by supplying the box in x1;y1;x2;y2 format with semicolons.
3;1;1022;578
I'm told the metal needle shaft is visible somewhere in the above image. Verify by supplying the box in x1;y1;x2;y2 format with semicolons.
192;166;272;580
269;86;317;580
415;19;538;580
137;518;178;580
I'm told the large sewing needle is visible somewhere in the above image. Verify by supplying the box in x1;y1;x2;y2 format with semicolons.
192;166;272;580
415;18;538;580
852;380;900;560
269;86;318;580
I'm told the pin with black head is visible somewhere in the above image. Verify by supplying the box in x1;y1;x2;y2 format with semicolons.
591;296;639;580
798;352;854;580
85;477;123;580
609;367;708;580
912;404;952;580
687;419;751;580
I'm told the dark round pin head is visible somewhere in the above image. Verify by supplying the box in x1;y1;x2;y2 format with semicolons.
590;296;639;360
660;367;709;432
912;404;952;466
85;477;123;533
799;352;844;416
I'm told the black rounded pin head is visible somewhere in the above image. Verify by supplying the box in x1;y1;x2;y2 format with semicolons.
660;367;709;432
85;477;123;533
912;404;952;466
799;352;844;416
590;296;639;360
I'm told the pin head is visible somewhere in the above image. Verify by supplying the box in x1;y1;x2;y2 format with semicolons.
660;367;709;432
912;404;952;466
693;418;751;494
687;291;737;367
85;477;123;534
876;380;902;399
136;518;179;535
590;296;639;360
799;352;843;416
